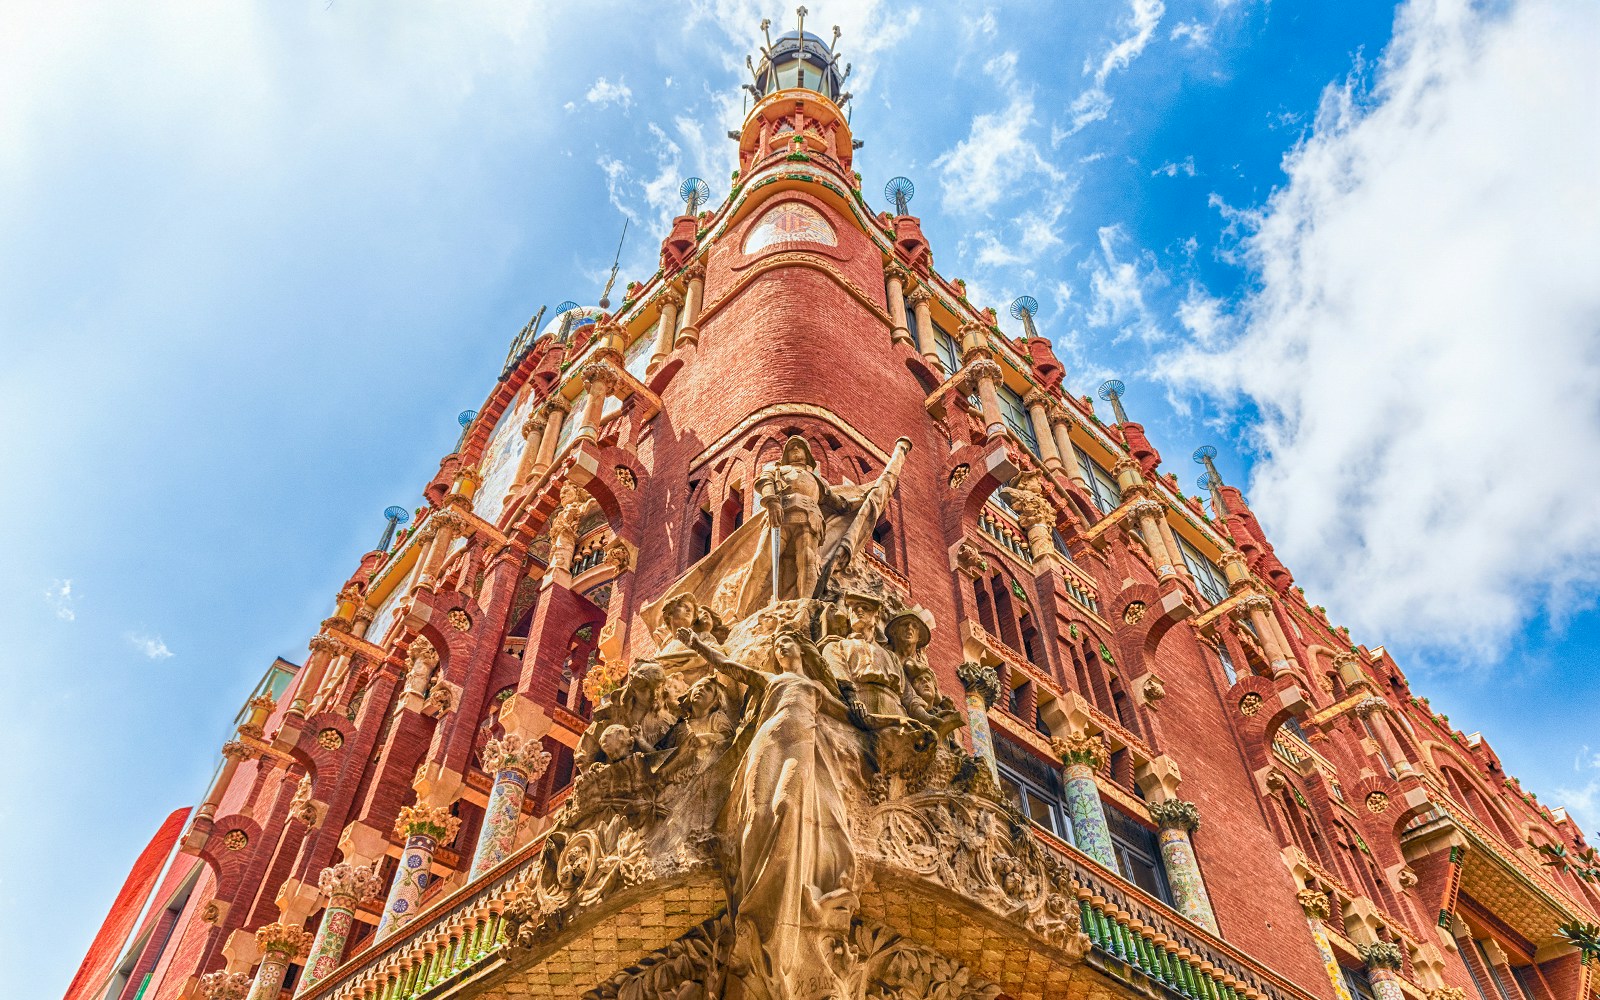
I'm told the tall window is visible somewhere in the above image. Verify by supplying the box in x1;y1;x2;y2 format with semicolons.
934;324;961;374
996;740;1074;842
1342;967;1379;1000
1106;806;1173;904
1176;535;1228;605
997;383;1039;456
1217;642;1239;685
1074;447;1122;513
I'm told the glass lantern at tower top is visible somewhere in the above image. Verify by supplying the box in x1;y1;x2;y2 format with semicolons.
750;17;850;104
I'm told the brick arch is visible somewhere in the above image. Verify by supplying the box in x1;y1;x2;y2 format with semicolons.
1232;676;1299;773
282;710;357;793
943;441;1011;541
573;443;647;544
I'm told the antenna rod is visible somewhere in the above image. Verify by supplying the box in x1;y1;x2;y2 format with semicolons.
599;218;629;308
1193;447;1231;518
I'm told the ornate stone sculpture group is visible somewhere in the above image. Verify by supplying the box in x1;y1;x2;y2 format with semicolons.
501;436;1087;1000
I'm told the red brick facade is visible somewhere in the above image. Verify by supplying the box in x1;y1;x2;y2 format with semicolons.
76;55;1597;1000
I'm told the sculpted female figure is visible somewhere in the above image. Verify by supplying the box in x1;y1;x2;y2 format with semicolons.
676;622;864;1000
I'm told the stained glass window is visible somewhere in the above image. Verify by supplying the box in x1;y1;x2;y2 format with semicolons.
743;201;838;253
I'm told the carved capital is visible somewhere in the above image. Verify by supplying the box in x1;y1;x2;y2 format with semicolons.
543;394;573;416
1112;456;1141;478
1427;989;1468;1000
1052;732;1109;771
481;733;554;780
1022;389;1052;410
682;261;706;282
602;537;634;573
254;921;314;959
1218;549;1248;574
884;263;910;286
1359;941;1406;971
906;285;933;307
1297;888;1332;921
658;288;685;309
1236;594;1273;616
199;971;252;1000
1148;799;1202;833
521;411;550;439
307;633;341;657
317;862;384;904
964;359;1002;388
956;661;1002;708
220;740;255;763
430;507;470;537
1352;696;1389;719
1127;498;1165;523
393;803;460;842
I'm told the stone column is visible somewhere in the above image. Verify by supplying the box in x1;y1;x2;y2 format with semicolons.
956;663;1002;781
295;864;384;995
1299;890;1358;1000
1052;732;1118;870
416;507;470;592
675;262;705;347
1050;405;1089;491
198;741;256;820
530;396;571;481
200;971;252;1000
1023;390;1063;470
908;287;940;372
512;406;550;489
1239;595;1292;677
1359;942;1408;1000
246;923;313;1000
289;633;342;716
1129;498;1180;582
574;363;618;443
376;804;461;942
966;359;1006;437
1147;800;1219;933
468;734;554;879
648;289;684;375
885;265;912;346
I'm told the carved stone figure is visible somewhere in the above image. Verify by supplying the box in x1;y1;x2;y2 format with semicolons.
755;436;858;601
678;616;868;1000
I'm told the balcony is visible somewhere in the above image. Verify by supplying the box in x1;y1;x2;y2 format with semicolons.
299;786;1324;1000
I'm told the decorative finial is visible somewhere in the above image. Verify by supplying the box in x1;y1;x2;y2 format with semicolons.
1097;379;1129;424
679;177;711;217
884;176;915;216
1010;295;1041;339
378;505;410;552
553;300;580;343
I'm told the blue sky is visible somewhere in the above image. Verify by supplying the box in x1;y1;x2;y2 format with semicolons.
4;0;1598;994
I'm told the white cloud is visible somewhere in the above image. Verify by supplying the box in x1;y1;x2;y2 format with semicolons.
585;76;633;109
966;9;999;39
1064;0;1166;136
126;632;174;660
935;50;1069;217
1171;20;1213;47
1152;155;1197;177
1557;745;1600;833
1085;224;1167;342
1175;283;1229;345
1158;0;1600;657
44;579;76;621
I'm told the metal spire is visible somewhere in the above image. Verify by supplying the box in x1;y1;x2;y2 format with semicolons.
1097;379;1129;424
1193;446;1230;518
378;506;410;551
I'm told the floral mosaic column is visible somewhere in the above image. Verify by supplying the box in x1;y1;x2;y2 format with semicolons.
376;804;460;942
1052;732;1118;870
199;970;252;1000
956;662;1002;782
1147;800;1219;933
469;734;553;879
1299;890;1357;1000
247;922;313;1000
1360;942;1408;1000
294;863;383;995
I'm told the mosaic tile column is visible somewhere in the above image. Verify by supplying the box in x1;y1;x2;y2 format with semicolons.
295;863;383;995
1147;800;1219;933
1299;890;1357;1000
1360;942;1408;1000
376;804;460;942
956;663;1002;782
469;735;553;879
247;923;313;1000
1052;732;1118;870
